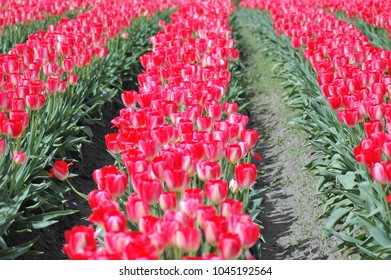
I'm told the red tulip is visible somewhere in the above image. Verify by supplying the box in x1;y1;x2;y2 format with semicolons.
124;240;158;260
67;73;78;86
13;151;26;165
223;102;238;115
46;75;60;94
126;194;149;223
49;160;73;180
139;215;160;234
370;162;389;185
364;120;383;137
105;133;121;154
63;225;97;260
197;116;213;131
337;109;360;127
158;191;177;211
26;94;45;111
0;139;6;156
104;231;133;256
103;211;127;233
164;168;190;192
88;190;112;209
176;226;201;253
207;103;223;120
387;194;391;203
218;232;242;260
9;110;29;129
88;200;119;226
5;119;23;139
225;143;242;164
205;179;228;205
235;163;257;190
121;90;138;108
204;216;228;247
203;140;224;161
137;178;162;205
196;160;222;181
138;139;158;161
196;206;217;229
233;220;260;249
221;198;243;217
241;129;258;149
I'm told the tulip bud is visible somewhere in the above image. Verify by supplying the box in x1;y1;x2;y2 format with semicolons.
0;139;6;156
13;151;26;165
49;160;73;180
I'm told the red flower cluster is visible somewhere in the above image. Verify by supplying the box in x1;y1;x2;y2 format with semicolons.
316;0;391;39
241;0;391;194
64;0;261;260
0;0;94;34
0;0;174;166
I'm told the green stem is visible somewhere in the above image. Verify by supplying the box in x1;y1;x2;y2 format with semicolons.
65;178;88;200
242;189;248;213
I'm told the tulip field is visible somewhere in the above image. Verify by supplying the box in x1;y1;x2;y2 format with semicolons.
0;0;391;260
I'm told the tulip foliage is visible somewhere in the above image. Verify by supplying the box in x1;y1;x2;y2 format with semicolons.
63;0;262;260
239;0;391;259
0;1;175;259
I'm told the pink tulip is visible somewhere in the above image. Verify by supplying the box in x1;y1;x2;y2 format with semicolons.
164;168;190;192
103;211;127;232
0;139;6;156
158;191;177;211
235;163;257;190
196;206;217;229
176;226;201;253
225;143;242;164
205;179;228;205
196;160;222;181
204;216;228;247
218;232;242;260
221;198;243;217
137;178;162;205
241;129;258;149
13;151;26;165
233;220;260;249
125;194;149;223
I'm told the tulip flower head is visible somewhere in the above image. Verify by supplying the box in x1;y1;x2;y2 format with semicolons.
49;160;73;181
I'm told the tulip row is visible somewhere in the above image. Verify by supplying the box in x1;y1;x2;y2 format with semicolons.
314;0;391;39
240;1;391;258
0;0;95;35
0;1;175;259
241;0;391;201
63;0;262;260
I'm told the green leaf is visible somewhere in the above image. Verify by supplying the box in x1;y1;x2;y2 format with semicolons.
356;216;391;247
0;236;39;260
324;207;351;231
337;172;357;190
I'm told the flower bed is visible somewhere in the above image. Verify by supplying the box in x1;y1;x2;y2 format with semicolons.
0;0;176;259
240;0;391;259
63;0;263;260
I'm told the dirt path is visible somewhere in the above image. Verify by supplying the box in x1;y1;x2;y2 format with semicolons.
237;15;339;259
